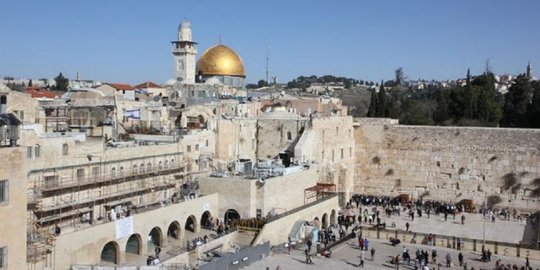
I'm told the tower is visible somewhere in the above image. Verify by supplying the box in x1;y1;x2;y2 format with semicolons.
172;21;197;84
526;61;533;79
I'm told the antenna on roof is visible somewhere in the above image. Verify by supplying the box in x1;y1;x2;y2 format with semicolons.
218;34;222;44
266;45;271;85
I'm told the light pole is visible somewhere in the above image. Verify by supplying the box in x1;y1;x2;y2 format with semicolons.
482;191;487;250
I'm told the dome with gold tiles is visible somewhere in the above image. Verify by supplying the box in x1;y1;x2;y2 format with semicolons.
196;44;246;78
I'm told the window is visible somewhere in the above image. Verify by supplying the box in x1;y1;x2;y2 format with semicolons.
158;161;163;170
92;167;99;179
140;163;145;173
34;145;40;158
76;169;85;181
341;148;344;159
187;145;191;152
27;146;32;158
0;246;6;268
119;166;124;177
287;131;292;141
164;160;169;169
195;144;199;151
0;180;8;204
111;167;116;177
62;143;68;155
171;159;175;167
147;163;152;172
133;165;138;174
44;176;58;188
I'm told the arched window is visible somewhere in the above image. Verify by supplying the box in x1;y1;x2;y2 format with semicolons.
140;163;145;173
119;166;124;177
111;167;116;177
287;131;292;141
171;159;175;168
133;165;138;175
158;161;163;170
164;160;169;169
147;162;152;172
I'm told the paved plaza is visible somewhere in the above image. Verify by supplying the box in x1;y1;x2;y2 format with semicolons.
247;237;539;270
247;209;539;270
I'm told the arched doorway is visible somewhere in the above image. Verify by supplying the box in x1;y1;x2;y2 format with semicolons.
167;221;181;240
224;209;241;224
321;213;328;229
185;215;197;233
330;209;337;226
147;227;163;252
201;211;212;229
101;241;119;264
126;234;142;255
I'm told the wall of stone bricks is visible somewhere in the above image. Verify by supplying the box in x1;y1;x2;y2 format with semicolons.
354;118;540;211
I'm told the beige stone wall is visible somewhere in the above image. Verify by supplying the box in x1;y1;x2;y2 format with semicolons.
199;167;319;219
216;118;257;162
294;116;356;197
0;147;27;270
49;193;218;270
3;90;41;123
256;114;308;160
354;118;540;210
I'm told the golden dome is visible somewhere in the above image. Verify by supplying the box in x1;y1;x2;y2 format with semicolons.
196;44;246;77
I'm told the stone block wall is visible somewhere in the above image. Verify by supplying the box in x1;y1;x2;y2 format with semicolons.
354;118;540;211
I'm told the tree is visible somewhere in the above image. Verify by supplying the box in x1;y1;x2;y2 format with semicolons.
367;90;378;117
54;72;69;91
257;79;269;88
528;81;540;128
376;81;388;117
501;75;533;127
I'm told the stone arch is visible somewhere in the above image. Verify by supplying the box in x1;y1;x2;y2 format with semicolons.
111;167;116;177
101;241;120;264
185;215;197;233
322;213;328;229
132;164;138;175
147;227;163;252
167;221;181;240
125;234;142;255
164;160;169;169
147;162;152;172
224;209;241;223
119;166;124;177
139;163;145;173
201;211;212;229
158;161;163;170
330;209;337;225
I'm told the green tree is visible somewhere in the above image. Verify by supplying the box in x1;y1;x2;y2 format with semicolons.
528;81;540;128
257;79;269;88
54;72;69;91
367;90;378;117
501;75;533;127
376;81;388;117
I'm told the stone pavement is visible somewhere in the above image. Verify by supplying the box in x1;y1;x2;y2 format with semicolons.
358;208;530;244
246;237;540;270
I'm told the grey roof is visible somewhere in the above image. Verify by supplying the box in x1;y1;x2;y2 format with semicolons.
0;113;21;127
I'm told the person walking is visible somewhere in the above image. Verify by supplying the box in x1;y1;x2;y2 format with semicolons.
458;252;464;266
445;252;451;267
359;250;365;267
370;247;375;261
406;222;410;232
461;214;465;225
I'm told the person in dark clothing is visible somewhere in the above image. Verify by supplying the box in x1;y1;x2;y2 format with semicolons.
458;252;464;266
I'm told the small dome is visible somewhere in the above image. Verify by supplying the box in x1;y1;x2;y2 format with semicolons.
196;44;245;77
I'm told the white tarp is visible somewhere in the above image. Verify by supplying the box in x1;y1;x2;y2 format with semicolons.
115;216;134;239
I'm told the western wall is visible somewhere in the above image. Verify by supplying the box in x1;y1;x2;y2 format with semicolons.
354;118;540;211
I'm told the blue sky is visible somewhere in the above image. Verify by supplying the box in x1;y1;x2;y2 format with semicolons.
0;0;538;84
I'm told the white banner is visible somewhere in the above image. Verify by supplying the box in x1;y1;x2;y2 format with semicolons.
115;216;134;239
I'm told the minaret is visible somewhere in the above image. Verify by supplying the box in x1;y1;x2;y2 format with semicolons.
526;61;533;79
172;21;197;84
